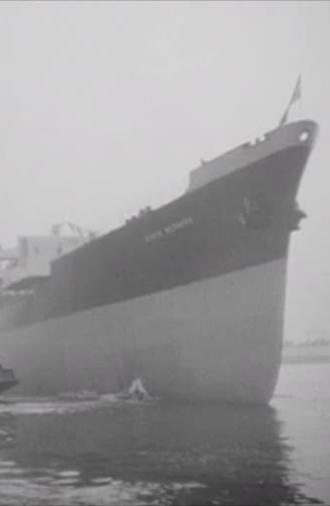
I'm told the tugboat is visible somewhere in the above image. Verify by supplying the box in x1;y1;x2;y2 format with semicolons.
0;364;19;393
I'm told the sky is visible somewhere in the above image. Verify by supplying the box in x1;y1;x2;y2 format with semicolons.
0;1;330;341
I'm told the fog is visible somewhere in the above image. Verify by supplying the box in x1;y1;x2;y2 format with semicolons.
1;1;330;341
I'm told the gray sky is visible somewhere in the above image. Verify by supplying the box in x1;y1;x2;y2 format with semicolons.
1;1;330;340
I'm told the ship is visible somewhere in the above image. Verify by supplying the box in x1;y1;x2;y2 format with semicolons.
0;86;318;403
0;364;18;394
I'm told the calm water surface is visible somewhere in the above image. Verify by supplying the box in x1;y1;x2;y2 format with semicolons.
0;362;329;505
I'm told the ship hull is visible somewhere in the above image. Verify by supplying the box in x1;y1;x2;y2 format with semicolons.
0;120;318;403
0;257;286;403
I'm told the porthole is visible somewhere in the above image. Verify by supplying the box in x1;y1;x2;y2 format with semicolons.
299;131;309;142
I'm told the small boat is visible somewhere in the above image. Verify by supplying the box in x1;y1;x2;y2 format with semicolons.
0;364;19;393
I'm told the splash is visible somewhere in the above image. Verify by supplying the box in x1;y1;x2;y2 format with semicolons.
116;378;153;402
0;384;158;416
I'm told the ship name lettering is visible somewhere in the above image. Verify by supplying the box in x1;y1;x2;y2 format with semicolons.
164;216;194;235
144;216;193;243
145;230;163;243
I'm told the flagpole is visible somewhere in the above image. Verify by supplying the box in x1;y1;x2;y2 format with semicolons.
300;74;303;119
278;74;302;126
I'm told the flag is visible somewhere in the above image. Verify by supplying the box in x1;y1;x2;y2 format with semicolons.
279;75;302;126
289;74;301;107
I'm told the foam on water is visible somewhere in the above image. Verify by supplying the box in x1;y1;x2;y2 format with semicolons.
0;471;206;506
56;470;80;478
0;393;156;417
0;460;16;467
0;450;206;505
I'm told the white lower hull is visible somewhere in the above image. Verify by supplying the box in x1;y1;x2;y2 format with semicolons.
0;258;287;403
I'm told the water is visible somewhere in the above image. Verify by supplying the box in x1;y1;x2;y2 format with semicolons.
0;363;329;505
